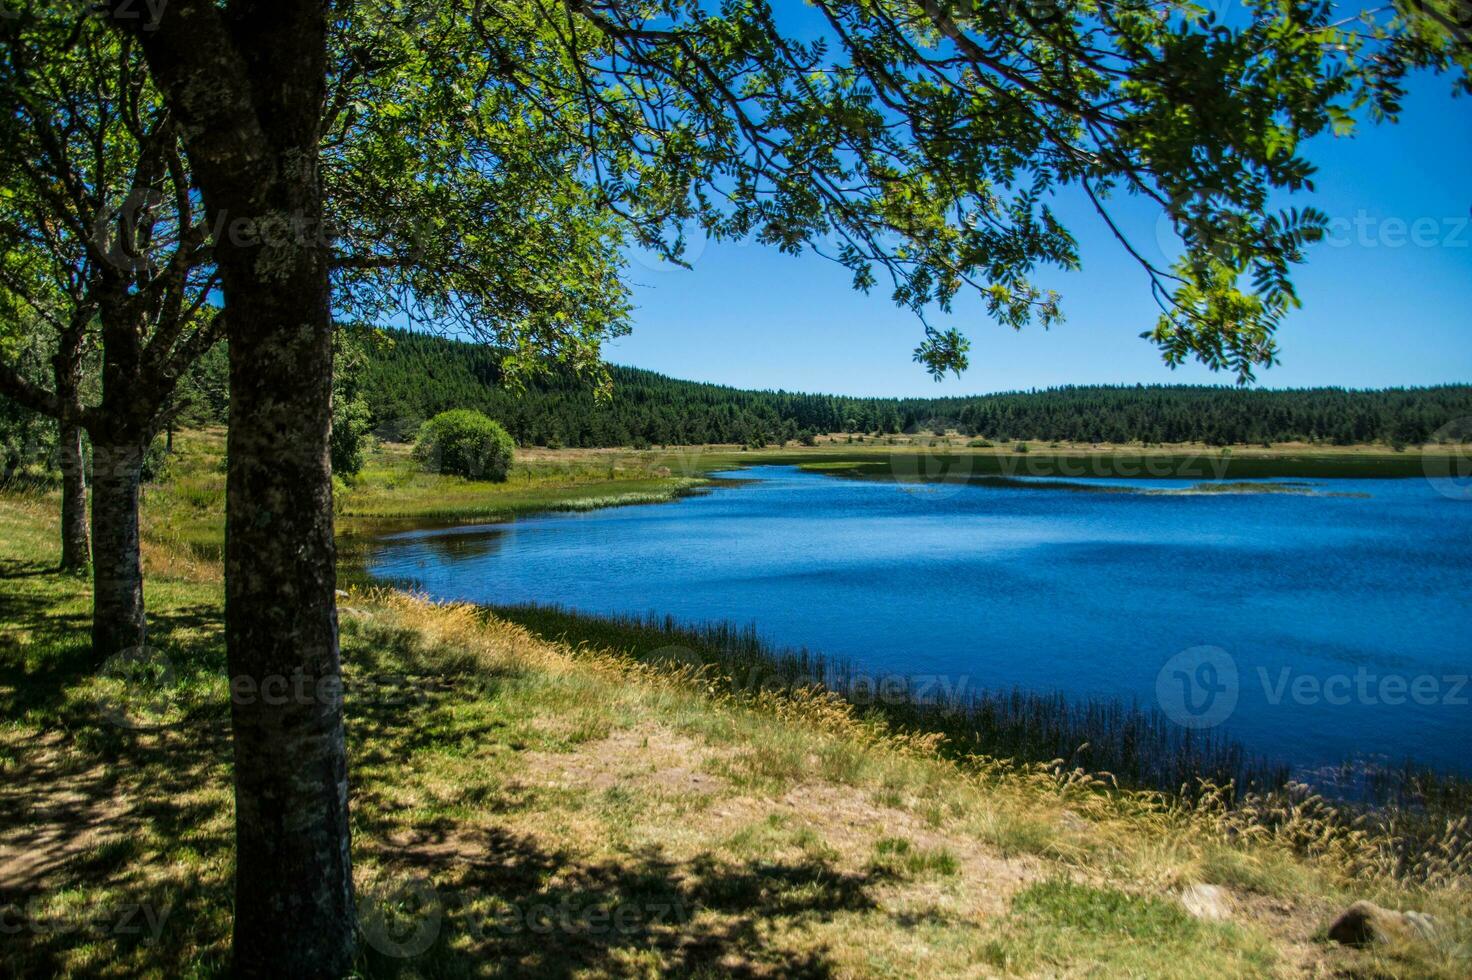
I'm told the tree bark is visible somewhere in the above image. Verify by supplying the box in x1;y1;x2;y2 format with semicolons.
223;259;355;979
89;438;146;658
58;422;90;572
212;26;354;976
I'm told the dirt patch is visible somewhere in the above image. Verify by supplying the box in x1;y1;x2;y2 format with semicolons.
522;723;720;797
520;728;1042;923
0;736;132;895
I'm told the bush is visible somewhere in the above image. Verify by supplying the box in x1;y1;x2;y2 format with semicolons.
413;409;515;481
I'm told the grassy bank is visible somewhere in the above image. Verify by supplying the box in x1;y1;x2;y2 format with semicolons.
131;430;711;565
494;605;1293;798
494;605;1472;859
5;431;1470;975
3;491;1471;977
130;429;1466;565
337;442;712;527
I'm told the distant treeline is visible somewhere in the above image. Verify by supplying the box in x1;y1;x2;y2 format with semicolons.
356;327;1472;449
6;325;1468;479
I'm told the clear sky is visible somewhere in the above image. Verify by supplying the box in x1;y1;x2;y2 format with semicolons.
606;72;1472;398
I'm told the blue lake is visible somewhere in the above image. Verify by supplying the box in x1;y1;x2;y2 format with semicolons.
368;466;1472;778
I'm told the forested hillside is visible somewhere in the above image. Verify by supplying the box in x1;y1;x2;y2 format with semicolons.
4;323;1468;479
356;327;1472;449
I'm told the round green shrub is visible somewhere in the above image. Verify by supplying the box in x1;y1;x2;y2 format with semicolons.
413;410;515;482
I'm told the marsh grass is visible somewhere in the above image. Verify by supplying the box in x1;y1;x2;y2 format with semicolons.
495;605;1288;796
746;445;1459;481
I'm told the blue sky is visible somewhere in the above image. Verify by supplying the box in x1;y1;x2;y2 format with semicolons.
606;74;1472;397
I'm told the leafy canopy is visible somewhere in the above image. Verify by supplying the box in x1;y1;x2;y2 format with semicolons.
11;0;1465;400
325;3;632;390
0;18;219;430
453;0;1469;380
0;5;636;422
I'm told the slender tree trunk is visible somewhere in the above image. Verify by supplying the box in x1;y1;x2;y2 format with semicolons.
90;438;146;658
58;423;90;572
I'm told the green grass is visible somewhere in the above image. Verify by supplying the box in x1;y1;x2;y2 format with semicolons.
870;837;961;877
127;430;707;570
337;441;708;525
983;879;1277;977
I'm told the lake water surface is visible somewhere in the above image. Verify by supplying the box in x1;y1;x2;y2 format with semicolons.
368;466;1472;778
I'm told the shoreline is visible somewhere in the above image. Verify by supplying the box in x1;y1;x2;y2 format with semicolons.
351;464;1467;806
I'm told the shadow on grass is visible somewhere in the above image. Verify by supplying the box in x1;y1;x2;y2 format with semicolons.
1;559;234;976
339;618;875;976
0;597;224;726
0;734;234;977
3;566;882;977
358;821;882;978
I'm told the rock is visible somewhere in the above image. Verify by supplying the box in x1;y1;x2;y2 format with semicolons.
1403;911;1437;940
1326;901;1435;947
1180;883;1233;922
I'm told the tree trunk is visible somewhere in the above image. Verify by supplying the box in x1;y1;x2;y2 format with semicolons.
58;423;90;572
222;388;353;952
90;438;146;658
223;272;354;978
